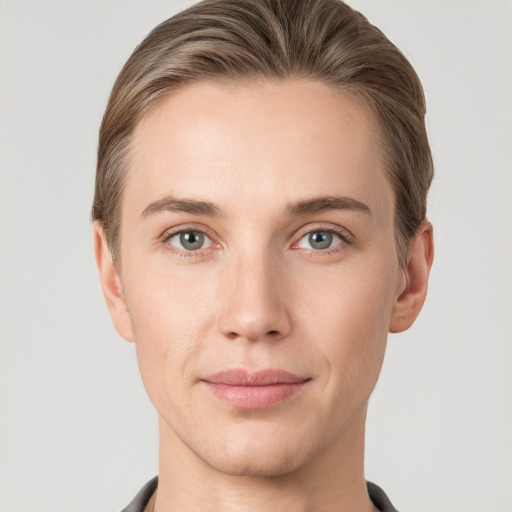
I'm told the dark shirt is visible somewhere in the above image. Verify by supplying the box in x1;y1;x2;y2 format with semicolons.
121;476;399;512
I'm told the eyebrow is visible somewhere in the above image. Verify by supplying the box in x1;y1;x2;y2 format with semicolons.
140;194;370;219
141;196;222;218
285;195;371;216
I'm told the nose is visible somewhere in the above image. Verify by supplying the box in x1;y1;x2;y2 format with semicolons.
217;250;292;343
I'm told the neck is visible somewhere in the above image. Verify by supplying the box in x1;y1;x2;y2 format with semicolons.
153;406;378;512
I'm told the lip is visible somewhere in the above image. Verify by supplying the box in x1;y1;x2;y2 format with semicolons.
201;368;311;409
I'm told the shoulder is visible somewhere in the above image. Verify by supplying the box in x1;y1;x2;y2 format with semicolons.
367;481;400;512
120;476;158;512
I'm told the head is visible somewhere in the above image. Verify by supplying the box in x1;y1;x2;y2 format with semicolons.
93;0;433;268
93;0;434;477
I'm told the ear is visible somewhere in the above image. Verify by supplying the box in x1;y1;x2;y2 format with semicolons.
389;220;434;333
92;221;134;342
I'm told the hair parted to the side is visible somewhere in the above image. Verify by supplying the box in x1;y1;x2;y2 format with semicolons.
92;0;433;267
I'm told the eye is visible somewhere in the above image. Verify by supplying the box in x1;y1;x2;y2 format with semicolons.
297;230;344;251
167;230;213;251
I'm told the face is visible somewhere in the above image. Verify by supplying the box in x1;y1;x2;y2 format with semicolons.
98;79;413;476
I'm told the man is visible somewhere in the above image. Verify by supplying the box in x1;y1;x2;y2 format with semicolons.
92;0;434;510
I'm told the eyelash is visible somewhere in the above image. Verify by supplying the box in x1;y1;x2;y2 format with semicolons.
160;225;352;259
160;225;216;259
292;226;352;256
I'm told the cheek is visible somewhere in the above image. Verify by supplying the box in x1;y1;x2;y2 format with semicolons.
123;261;217;407
296;256;397;399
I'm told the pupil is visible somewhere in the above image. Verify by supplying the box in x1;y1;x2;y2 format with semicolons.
309;231;332;250
180;231;204;250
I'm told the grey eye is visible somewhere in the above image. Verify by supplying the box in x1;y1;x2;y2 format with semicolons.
297;230;342;251
308;231;333;250
180;231;204;250
168;230;209;250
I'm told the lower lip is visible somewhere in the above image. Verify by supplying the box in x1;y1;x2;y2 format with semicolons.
203;381;309;409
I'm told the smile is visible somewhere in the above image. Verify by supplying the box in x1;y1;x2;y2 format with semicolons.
201;368;311;409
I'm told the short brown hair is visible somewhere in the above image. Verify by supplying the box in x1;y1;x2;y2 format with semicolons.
92;0;433;266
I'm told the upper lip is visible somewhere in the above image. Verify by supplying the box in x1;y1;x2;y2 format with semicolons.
202;368;310;386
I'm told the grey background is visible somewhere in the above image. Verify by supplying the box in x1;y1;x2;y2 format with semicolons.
0;1;511;511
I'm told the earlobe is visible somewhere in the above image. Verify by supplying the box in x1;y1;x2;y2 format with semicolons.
92;222;135;342
389;220;434;333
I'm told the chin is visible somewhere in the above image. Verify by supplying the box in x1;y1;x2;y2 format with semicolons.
197;429;314;477
206;451;306;477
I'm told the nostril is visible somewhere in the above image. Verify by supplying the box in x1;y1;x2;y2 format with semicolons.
226;330;281;341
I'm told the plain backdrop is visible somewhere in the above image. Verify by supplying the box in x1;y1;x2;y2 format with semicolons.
0;1;511;511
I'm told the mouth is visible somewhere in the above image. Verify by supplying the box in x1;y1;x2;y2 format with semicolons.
201;368;311;409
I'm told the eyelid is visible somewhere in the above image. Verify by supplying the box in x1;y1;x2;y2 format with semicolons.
168;230;213;249
159;223;217;242
159;224;221;256
292;223;354;245
288;224;354;258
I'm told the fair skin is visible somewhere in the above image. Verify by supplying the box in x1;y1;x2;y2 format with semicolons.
94;79;433;512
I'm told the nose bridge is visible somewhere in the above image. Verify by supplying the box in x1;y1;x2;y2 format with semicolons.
218;243;291;342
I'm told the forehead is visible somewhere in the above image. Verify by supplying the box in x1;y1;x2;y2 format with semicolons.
125;78;392;221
